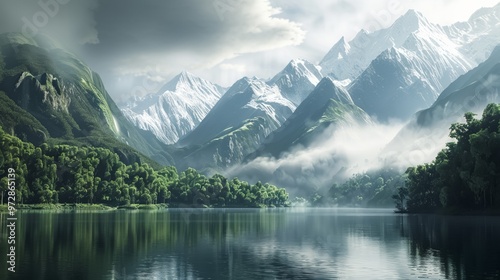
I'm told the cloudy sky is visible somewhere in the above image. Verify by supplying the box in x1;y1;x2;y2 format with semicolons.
1;0;499;101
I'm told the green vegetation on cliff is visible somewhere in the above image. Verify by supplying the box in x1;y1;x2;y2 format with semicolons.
0;33;173;166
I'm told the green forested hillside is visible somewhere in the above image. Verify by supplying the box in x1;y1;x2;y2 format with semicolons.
329;170;405;207
0;126;288;207
0;33;173;166
397;103;500;212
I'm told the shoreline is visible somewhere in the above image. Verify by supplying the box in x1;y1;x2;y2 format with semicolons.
0;203;288;212
394;208;500;216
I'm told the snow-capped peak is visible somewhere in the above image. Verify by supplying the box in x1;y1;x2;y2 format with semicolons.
394;9;428;30
225;76;294;108
273;59;322;85
444;3;500;65
320;37;350;78
120;71;224;144
222;76;258;99
159;70;217;93
248;77;275;97
319;7;466;82
178;74;295;147
322;5;500;121
468;3;500;21
269;58;323;106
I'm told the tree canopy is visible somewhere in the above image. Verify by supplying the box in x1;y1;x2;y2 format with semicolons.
396;103;500;212
0;126;288;207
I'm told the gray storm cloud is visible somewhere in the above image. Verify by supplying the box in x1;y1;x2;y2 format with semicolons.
0;0;99;46
0;0;305;101
82;0;305;101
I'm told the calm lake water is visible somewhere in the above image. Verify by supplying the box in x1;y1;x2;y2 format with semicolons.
1;208;500;280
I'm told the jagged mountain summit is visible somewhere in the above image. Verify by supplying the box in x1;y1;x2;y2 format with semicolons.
416;45;500;128
320;7;500;121
321;9;426;81
175;76;295;171
121;71;225;144
386;44;500;168
320;9;473;82
249;77;372;159
269;59;323;106
179;76;295;147
123;58;322;146
445;3;500;65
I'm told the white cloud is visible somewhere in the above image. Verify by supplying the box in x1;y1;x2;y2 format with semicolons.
84;0;305;98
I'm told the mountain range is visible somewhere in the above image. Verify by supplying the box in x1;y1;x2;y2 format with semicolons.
2;4;500;192
322;7;500;121
113;4;500;176
386;45;500;167
174;76;296;171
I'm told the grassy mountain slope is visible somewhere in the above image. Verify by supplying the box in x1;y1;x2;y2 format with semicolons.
0;33;172;166
249;78;372;159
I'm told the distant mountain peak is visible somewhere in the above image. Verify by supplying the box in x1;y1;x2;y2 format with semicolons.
403;9;423;18
248;78;272;96
391;9;431;34
319;9;435;81
281;59;322;78
223;76;280;101
288;58;309;68
401;9;426;23
122;70;224;144
311;77;354;105
468;3;500;21
179;70;193;79
159;71;200;92
158;71;222;96
270;58;323;106
320;37;350;76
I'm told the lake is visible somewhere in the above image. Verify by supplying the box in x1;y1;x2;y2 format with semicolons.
1;208;500;279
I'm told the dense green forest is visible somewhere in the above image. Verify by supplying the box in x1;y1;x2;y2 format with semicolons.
328;170;405;207
303;169;404;207
395;103;500;212
0;126;288;207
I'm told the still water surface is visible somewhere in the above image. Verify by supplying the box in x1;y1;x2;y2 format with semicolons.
1;208;499;279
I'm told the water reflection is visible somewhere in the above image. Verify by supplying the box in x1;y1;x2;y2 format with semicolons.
0;209;499;279
404;215;500;280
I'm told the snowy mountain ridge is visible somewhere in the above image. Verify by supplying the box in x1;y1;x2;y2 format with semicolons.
121;71;225;144
324;7;500;121
269;59;323;106
321;5;500;84
179;76;295;147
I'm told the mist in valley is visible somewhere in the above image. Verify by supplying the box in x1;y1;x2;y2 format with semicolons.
224;118;450;197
